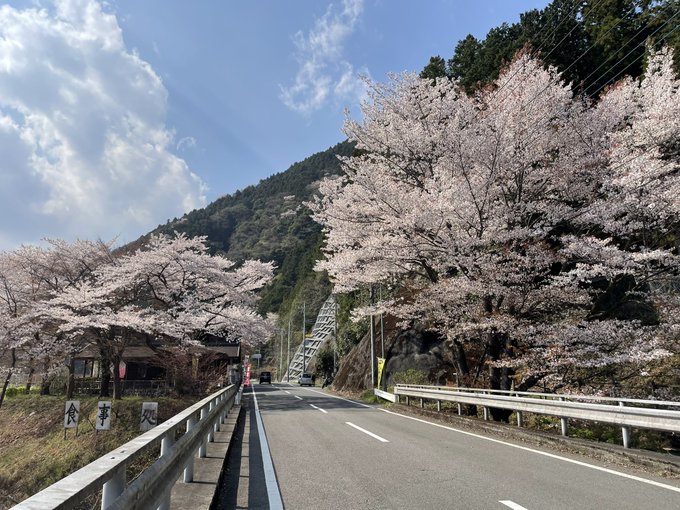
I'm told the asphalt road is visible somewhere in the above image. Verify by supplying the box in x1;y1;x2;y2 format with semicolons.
220;383;680;509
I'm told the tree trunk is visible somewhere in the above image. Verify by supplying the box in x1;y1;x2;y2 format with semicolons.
99;349;111;398
451;339;469;383
40;377;51;395
0;348;17;410
66;357;76;399
488;333;513;422
25;364;35;394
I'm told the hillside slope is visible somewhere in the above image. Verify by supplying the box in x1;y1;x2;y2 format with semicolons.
143;140;354;314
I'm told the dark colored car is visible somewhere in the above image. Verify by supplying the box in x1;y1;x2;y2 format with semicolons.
259;371;272;384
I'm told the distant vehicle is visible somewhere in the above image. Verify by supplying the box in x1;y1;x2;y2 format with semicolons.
259;371;272;384
298;373;313;386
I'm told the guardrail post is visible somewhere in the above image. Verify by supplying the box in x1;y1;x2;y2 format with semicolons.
420;398;424;408
101;464;125;510
516;411;523;428
183;414;198;482
199;406;209;457
620;401;631;448
437;400;441;412
208;400;216;442
215;395;222;432
406;396;410;406
559;397;568;436
157;432;176;510
457;403;462;416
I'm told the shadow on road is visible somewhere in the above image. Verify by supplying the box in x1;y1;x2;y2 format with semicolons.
253;384;372;414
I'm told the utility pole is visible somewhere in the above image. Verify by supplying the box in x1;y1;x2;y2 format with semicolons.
369;287;375;387
379;285;385;358
333;296;337;374
279;329;284;381
302;301;307;373
286;317;291;382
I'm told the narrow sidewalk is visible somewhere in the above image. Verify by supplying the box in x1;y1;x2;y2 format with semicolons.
169;404;243;509
213;393;269;510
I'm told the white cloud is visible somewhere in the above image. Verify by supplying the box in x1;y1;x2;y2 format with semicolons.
176;136;197;152
0;0;206;250
280;0;366;115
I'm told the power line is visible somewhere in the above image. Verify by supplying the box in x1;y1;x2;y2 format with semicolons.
583;14;680;96
579;8;680;95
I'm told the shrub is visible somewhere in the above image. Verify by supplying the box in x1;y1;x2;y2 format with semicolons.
391;368;429;386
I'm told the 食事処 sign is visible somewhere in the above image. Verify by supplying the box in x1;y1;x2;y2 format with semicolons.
96;401;112;430
140;402;158;431
64;400;80;429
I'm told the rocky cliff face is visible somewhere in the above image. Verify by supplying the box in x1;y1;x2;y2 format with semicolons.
332;315;457;392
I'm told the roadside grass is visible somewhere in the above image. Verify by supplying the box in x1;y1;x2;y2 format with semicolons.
0;393;193;509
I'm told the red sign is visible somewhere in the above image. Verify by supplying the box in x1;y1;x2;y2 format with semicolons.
244;363;252;386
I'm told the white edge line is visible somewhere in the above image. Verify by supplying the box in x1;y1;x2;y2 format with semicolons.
346;421;389;442
309;404;328;414
500;500;528;510
250;386;284;509
304;387;372;408
379;408;680;494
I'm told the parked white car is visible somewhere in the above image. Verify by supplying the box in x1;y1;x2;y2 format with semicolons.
298;373;313;386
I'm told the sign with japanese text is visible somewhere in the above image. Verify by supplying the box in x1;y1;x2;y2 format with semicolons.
64;400;80;429
244;363;252;386
96;401;112;430
140;402;158;431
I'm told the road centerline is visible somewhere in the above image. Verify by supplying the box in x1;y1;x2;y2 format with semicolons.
309;404;328;414
345;422;389;442
294;395;303;400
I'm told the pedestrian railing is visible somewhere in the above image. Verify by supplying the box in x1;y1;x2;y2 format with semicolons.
387;384;680;449
13;384;241;510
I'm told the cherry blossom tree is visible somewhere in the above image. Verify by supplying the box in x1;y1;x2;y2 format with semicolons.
0;238;114;403
310;49;679;401
46;233;274;399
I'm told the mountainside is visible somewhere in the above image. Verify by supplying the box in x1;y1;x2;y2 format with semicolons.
144;140;354;314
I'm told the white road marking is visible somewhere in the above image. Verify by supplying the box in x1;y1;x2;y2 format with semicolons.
250;386;284;510
294;395;303;400
345;422;389;443
284;390;291;394
309;404;328;414
380;408;680;494
500;501;528;510
304;387;372;408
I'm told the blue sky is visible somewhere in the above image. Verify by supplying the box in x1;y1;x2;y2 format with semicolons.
0;0;549;250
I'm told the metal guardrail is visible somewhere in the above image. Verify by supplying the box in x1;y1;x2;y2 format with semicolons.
13;384;241;510
374;388;398;403
391;384;680;449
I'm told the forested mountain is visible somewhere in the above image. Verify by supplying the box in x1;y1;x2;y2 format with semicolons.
421;0;679;94
145;141;354;314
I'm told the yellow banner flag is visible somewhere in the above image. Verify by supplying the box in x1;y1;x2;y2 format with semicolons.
377;357;385;388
